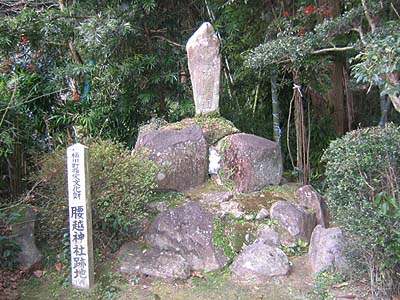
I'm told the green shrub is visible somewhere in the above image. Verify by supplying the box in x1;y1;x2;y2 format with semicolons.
322;124;400;299
32;139;158;253
0;209;22;270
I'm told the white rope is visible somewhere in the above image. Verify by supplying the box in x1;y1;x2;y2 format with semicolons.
293;83;303;97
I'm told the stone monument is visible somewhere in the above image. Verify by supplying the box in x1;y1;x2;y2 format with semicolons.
186;22;221;115
67;143;94;290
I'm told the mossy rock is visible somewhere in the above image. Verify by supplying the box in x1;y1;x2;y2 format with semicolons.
162;116;239;145
226;220;259;254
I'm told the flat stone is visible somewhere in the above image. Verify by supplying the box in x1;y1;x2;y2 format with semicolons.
119;242;190;280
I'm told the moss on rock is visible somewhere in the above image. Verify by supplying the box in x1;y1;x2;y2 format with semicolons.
162;116;239;145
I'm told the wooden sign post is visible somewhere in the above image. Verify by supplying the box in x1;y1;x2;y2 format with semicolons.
67;143;94;290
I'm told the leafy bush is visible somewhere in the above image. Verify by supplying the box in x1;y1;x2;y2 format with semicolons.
0;209;22;270
307;270;348;300
32;139;158;252
322;124;400;299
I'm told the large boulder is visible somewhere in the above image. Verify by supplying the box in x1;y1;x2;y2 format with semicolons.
119;242;190;280
186;22;221;115
144;202;228;271
309;225;347;274
134;125;208;192
217;133;283;193
231;240;290;282
12;206;42;269
295;185;329;228
270;201;317;244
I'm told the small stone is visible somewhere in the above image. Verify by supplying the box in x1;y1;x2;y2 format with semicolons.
202;192;233;204
257;225;280;247
208;147;221;175
231;241;290;282
255;208;270;220
244;214;255;221
147;201;169;213
219;201;244;219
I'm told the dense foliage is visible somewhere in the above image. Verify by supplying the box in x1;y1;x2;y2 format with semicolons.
323;124;400;299
0;209;21;270
32;139;158;252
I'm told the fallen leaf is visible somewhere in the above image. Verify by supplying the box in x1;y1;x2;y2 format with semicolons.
33;270;44;278
55;262;63;272
191;271;207;280
333;281;350;289
338;294;356;299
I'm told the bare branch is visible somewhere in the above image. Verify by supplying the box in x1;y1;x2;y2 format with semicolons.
391;2;400;19
361;0;376;32
351;26;366;45
312;46;354;54
0;0;58;16
151;35;184;48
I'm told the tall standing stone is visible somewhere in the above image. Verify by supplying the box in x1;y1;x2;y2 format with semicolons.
67;143;94;290
12;206;43;269
186;22;221;115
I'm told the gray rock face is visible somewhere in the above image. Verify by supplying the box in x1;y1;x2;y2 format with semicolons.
309;225;347;274
186;22;221;115
145;202;228;271
135;125;208;192
119;242;190;280
231;240;290;282
217;133;283;193
12;206;42;269
270;201;317;244
295;185;329;228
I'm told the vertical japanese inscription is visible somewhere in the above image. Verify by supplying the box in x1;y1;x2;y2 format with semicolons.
67;143;94;290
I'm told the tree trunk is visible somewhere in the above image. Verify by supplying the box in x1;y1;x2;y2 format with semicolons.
8;142;24;199
293;72;310;184
271;70;280;145
343;63;354;131
159;88;169;122
319;0;348;135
